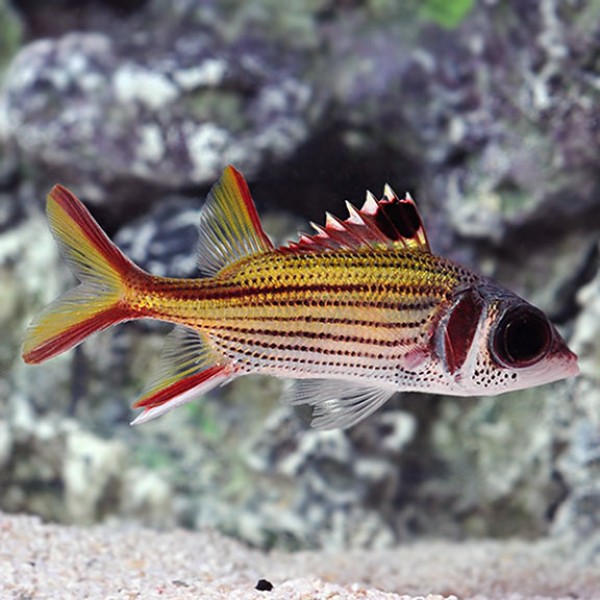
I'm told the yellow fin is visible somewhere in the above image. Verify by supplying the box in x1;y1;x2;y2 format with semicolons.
22;185;136;364
197;166;274;276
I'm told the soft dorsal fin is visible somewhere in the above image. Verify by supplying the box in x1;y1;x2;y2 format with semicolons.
197;166;274;276
283;186;430;254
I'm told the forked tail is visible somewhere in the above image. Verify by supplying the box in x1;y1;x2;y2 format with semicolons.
22;168;270;425
22;185;139;364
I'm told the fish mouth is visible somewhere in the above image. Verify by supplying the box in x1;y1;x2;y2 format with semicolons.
564;350;580;378
514;342;580;389
551;337;580;378
539;350;579;384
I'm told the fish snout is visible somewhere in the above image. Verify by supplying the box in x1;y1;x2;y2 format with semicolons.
550;333;579;378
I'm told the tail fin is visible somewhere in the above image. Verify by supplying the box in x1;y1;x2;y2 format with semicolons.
22;185;137;364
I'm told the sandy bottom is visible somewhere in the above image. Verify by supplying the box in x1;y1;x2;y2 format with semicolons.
1;512;599;600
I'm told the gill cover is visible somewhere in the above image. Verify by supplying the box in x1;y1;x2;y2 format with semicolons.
440;289;484;374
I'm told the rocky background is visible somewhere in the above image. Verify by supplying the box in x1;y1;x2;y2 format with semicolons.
1;0;600;562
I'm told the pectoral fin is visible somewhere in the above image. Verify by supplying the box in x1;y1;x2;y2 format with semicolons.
281;379;397;430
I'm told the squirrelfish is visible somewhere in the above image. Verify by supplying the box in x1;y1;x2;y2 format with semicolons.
22;167;579;429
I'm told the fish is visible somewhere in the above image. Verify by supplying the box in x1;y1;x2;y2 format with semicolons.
22;166;579;429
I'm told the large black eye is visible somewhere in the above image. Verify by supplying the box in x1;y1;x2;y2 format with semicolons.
492;306;552;368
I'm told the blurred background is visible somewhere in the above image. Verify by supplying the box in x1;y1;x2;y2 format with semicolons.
1;0;599;557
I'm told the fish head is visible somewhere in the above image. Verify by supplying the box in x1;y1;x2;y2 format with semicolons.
436;282;579;396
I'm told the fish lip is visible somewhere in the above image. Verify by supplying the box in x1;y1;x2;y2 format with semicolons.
564;351;580;377
538;348;579;381
569;363;581;377
550;336;579;377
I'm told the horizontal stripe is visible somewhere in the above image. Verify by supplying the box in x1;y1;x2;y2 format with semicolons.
153;281;450;303
202;313;429;327
206;325;421;347
211;330;421;361
216;341;402;371
139;289;444;326
214;341;411;384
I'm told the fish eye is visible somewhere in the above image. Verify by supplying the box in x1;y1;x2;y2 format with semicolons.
492;306;552;368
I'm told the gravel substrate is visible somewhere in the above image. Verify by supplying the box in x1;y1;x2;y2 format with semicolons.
1;512;599;600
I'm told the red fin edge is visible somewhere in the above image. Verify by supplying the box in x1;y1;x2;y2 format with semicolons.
133;364;228;411
226;166;273;250
22;306;128;364
22;185;139;364
50;184;133;277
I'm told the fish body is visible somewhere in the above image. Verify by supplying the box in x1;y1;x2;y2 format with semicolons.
22;167;579;428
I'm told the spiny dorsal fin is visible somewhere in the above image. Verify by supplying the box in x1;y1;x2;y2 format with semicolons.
197;166;274;276
282;186;430;254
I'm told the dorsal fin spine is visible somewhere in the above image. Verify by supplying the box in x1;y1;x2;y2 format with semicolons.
325;212;344;231
279;182;431;254
383;183;396;201
362;191;379;214
345;201;364;225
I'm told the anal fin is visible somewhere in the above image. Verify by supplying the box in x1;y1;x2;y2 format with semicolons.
281;379;397;430
131;326;234;424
